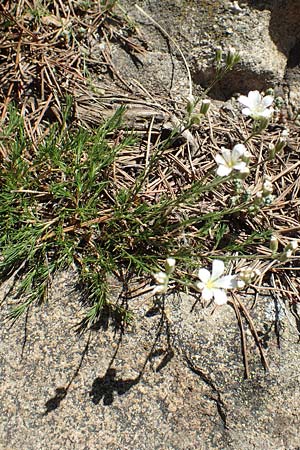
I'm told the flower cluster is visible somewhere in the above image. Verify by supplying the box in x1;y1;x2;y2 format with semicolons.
152;258;176;295
237;267;262;289
254;175;275;206
152;84;286;310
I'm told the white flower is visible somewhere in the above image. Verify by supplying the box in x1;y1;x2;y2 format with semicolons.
235;165;250;180
215;144;248;176
263;179;273;195
195;260;237;305
238;90;274;120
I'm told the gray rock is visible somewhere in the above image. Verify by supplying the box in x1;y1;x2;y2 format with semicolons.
1;273;300;449
108;0;300;101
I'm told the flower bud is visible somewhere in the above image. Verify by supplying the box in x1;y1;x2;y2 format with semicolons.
237;279;246;289
263;179;273;196
153;283;168;295
239;266;261;286
226;48;240;67
285;240;298;252
270;235;278;253
215;47;222;63
268;143;276;160
263;194;275;205
235;166;250;180
153;271;168;285
239;268;253;284
165;258;176;274
186;94;195;115
274;138;286;154
254;191;263;205
200;99;211;115
189;113;202;125
265;88;274;97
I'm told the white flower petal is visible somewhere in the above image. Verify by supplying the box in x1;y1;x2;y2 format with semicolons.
220;148;232;164
211;260;224;280
260;108;273;118
238;95;252;108
248;90;261;107
215;154;226;165
198;268;211;283
202;287;213;301
214;275;237;289
232;161;247;171
212;288;228;305
232;144;246;160
241;107;251;116
217;164;232;176
165;258;176;273
195;281;204;291
262;95;274;107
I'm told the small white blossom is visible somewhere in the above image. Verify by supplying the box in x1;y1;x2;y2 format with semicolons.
215;144;248;177
238;90;274;120
263;179;273;195
186;94;196;115
195;260;237;305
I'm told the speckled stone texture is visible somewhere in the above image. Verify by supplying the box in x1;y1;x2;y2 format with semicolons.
1;271;300;450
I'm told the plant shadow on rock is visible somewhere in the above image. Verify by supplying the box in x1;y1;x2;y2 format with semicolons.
43;332;92;415
43;305;175;411
90;368;141;406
